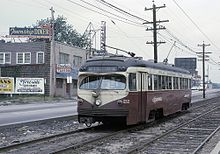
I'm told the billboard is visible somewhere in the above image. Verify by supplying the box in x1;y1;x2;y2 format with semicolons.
15;78;44;94
9;27;50;38
175;58;197;75
0;77;14;94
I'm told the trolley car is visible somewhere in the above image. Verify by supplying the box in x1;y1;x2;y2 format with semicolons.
77;55;192;126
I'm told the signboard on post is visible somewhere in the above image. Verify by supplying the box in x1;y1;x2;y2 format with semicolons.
56;64;72;73
15;78;44;94
0;77;14;94
9;27;50;38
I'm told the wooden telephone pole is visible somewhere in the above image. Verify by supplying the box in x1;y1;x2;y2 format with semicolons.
144;2;169;63
50;7;56;96
197;42;211;98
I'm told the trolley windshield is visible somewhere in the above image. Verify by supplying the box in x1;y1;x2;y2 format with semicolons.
79;74;126;90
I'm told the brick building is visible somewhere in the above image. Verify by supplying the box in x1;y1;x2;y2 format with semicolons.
0;41;87;97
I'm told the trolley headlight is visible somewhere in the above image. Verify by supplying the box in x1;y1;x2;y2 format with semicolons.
78;99;83;105
95;99;102;106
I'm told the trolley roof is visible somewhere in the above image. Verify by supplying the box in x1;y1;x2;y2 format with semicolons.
80;55;191;75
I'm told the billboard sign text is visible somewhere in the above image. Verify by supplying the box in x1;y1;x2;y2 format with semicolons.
9;27;50;38
15;78;44;94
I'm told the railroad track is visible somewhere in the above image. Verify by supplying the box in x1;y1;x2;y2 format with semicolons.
63;97;220;154
0;125;102;154
127;106;220;154
1;98;219;153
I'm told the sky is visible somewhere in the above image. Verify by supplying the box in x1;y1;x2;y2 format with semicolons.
1;0;220;82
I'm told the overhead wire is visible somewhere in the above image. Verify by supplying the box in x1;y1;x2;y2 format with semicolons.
158;32;196;56
172;0;220;51
165;29;197;54
95;0;149;23
79;0;143;26
65;0;145;27
110;20;151;58
94;0;207;60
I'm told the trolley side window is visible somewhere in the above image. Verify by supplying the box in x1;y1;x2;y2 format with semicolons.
154;75;159;90
168;76;172;89
173;77;179;89
180;78;188;89
184;78;188;89
148;74;153;90
189;79;192;89
129;73;137;91
161;76;167;89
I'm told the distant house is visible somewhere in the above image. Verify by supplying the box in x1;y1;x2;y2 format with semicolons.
0;41;87;97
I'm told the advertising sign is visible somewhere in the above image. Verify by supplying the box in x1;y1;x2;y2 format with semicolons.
0;77;14;94
15;78;44;94
9;27;50;38
56;64;72;73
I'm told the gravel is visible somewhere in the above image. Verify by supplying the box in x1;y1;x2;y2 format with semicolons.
0;116;86;148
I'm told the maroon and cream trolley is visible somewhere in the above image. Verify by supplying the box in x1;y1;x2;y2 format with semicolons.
77;56;192;126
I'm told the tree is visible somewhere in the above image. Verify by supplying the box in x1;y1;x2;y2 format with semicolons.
32;15;89;48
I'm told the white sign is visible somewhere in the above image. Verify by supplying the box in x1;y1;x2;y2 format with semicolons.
152;97;162;103
56;64;72;73
15;78;44;94
67;76;72;83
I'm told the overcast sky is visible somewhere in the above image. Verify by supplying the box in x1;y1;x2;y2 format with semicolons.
1;0;220;82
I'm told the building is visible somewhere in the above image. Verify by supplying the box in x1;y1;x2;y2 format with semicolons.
174;57;201;87
174;57;197;75
0;41;87;97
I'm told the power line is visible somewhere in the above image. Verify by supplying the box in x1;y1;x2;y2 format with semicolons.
172;0;220;51
65;0;144;27
79;0;143;26
165;29;197;54
110;20;151;58
64;0;220;66
95;0;148;23
158;32;196;56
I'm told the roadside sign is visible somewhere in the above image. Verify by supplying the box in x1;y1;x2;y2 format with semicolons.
15;78;44;94
0;77;14;94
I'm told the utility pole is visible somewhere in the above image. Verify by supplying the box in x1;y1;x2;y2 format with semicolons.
197;42;211;99
50;7;56;96
144;1;169;63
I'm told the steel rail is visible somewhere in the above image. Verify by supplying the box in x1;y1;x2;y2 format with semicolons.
127;105;220;154
192;125;220;154
0;125;97;153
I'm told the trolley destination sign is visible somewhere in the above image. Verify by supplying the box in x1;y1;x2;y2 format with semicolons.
9;27;50;38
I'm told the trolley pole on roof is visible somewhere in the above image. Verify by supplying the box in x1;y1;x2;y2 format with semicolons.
197;42;211;99
144;1;168;63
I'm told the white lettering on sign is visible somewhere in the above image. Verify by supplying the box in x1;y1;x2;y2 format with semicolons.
184;94;190;98
152;97;162;103
123;99;130;104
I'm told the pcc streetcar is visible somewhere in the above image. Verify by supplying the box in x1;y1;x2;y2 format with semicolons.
77;55;192;126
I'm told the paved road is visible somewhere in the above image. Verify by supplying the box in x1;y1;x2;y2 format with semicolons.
0;101;77;127
0;89;220;127
191;89;220;103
